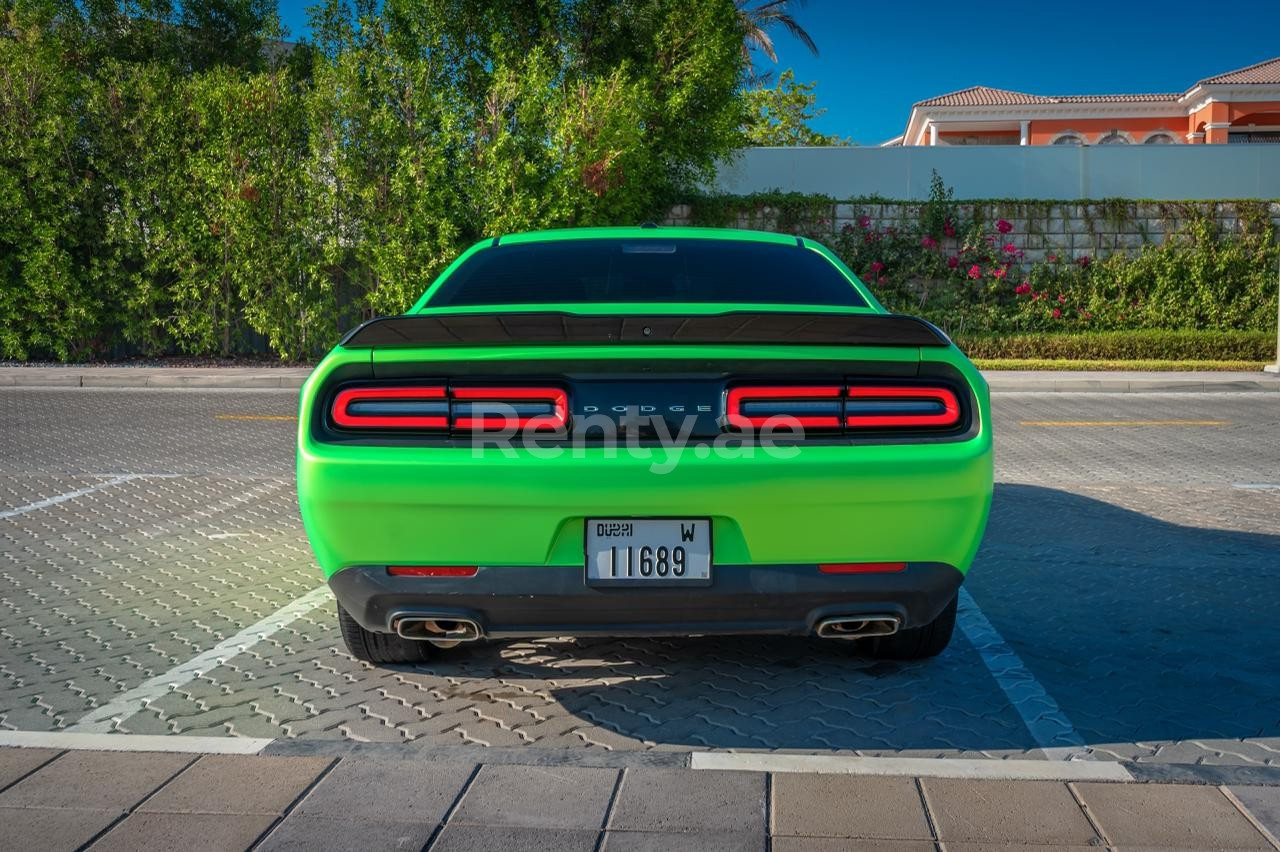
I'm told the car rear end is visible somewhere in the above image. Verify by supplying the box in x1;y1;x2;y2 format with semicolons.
297;228;993;662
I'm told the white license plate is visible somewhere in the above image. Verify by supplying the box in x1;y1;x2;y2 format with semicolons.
585;518;712;585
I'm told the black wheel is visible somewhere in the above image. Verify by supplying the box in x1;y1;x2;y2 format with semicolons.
866;594;957;660
336;602;433;664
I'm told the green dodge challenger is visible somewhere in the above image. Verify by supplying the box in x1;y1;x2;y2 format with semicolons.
297;227;993;664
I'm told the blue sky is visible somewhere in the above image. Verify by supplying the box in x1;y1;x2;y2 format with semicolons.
275;0;1280;145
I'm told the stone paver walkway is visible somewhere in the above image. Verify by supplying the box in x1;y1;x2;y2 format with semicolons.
1;747;1278;851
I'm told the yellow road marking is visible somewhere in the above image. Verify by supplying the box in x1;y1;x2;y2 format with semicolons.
1020;419;1230;427
215;414;297;422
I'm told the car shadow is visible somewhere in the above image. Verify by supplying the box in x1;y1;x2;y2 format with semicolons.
406;483;1280;754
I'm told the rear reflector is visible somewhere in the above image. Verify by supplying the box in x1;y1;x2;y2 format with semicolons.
332;386;448;429
387;565;478;577
819;562;908;574
725;385;844;430
845;386;960;429
451;386;568;431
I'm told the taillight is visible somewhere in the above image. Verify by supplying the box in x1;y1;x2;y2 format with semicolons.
331;386;448;430
452;386;568;431
330;385;568;432
725;385;844;430
845;386;960;429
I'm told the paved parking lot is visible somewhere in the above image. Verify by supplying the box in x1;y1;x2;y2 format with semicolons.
1;386;1278;764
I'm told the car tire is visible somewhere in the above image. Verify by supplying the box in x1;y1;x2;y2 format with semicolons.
336;602;433;664
866;593;957;660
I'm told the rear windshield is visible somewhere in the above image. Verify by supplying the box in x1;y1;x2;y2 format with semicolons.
426;238;867;308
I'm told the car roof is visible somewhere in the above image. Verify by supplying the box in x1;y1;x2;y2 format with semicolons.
495;225;801;247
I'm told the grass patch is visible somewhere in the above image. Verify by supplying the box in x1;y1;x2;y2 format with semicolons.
956;329;1273;361
974;358;1267;372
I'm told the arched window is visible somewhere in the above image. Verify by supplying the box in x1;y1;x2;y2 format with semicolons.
1143;133;1176;145
1098;132;1130;145
1052;133;1084;146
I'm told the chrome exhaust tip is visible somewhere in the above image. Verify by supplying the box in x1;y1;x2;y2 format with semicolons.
393;617;483;643
816;615;900;640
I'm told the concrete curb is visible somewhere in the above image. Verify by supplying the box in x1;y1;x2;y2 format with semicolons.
2;366;1278;392
4;731;1280;786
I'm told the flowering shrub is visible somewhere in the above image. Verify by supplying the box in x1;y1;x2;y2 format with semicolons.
824;181;1278;335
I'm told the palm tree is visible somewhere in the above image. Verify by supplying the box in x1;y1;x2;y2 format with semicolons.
736;0;819;85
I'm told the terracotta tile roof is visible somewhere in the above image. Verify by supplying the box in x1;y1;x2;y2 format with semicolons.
1198;56;1280;85
1056;93;1180;103
916;87;1179;108
914;56;1280;113
913;86;1056;107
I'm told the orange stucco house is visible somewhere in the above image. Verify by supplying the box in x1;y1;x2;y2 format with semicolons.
892;56;1280;147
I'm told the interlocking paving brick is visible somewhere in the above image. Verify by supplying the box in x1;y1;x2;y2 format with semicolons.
1;389;1279;766
429;824;600;852
138;754;331;815
607;767;765;835
921;779;1099;845
0;747;60;791
0;806;119;852
293;757;474;824
450;763;617;830
771;774;932;840
86;811;277;852
0;751;192;812
1075;782;1271;848
256;814;437;852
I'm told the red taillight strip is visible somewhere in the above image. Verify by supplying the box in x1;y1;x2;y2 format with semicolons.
332;386;448;429
819;562;908;574
844;386;960;429
387;565;478;577
451;386;568;431
725;385;844;430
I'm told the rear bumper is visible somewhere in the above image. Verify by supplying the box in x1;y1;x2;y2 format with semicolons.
329;562;964;637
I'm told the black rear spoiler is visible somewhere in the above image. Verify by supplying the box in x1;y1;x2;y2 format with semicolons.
340;312;951;348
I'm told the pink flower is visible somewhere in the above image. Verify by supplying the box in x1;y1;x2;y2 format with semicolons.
1051;308;1062;319
1014;282;1031;295
858;215;871;229
1002;242;1017;255
996;219;1013;234
1076;255;1091;268
943;219;956;237
1057;293;1067;304
1047;253;1058;263
967;264;982;280
841;223;854;235
947;255;959;269
991;267;1007;280
877;276;887;284
864;232;878;244
985;235;996;245
1032;292;1042;301
921;235;937;249
870;261;885;274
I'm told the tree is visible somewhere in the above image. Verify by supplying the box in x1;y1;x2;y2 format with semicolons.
743;68;848;146
735;0;817;85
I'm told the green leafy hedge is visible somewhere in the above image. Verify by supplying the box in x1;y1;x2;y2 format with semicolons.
1;0;746;361
955;330;1275;361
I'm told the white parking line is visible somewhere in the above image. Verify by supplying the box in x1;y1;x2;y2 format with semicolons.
0;730;272;754
956;588;1089;760
691;752;1132;781
0;474;174;520
1233;483;1280;490
67;585;333;733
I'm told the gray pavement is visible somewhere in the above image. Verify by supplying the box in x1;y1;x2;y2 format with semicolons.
1;749;1279;851
0;386;1278;770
